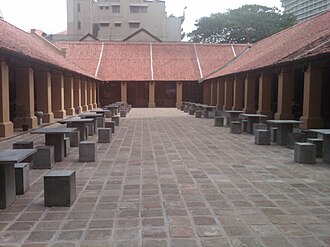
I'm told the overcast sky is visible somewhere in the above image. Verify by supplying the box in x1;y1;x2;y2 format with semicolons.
0;0;282;35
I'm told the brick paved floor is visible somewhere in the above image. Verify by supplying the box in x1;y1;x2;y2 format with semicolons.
0;108;330;247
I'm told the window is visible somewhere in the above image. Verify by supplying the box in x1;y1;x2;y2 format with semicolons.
114;22;122;27
77;3;81;12
78;21;81;30
100;22;110;27
130;5;148;13
129;22;140;28
112;5;120;13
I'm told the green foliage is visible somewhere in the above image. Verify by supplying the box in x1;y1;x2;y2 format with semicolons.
188;5;296;43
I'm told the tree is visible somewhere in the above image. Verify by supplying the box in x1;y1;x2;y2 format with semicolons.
188;5;296;44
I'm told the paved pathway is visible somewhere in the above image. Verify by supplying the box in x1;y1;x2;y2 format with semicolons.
0;108;330;247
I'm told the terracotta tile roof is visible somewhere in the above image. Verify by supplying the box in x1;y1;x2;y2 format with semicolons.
0;19;95;79
56;42;248;82
205;11;330;80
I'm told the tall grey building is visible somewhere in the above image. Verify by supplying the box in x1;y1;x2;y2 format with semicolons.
281;0;329;22
66;0;184;42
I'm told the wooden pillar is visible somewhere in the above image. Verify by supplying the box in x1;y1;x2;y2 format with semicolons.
35;67;54;123
257;72;273;118
51;72;66;118
148;81;156;108
210;80;217;106
73;77;82;114
64;75;75;115
223;78;233;111
232;75;244;110
92;81;97;108
87;80;93;109
14;65;37;129
176;81;182;108
275;68;294;120
300;62;323;128
216;79;225;110
81;79;88;111
0;59;13;137
121;81;127;103
203;81;211;105
244;74;256;113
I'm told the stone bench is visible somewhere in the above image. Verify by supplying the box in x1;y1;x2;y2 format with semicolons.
15;163;29;195
96;116;105;128
44;170;76;207
112;116;120;126
86;123;94;136
271;127;277;142
195;110;202;118
242;120;248;132
105;121;115;133
307;138;323;158
98;128;112;143
120;110;127;117
214;116;224;127
294;142;316;164
79;141;96;162
33;146;55;169
13;141;33;149
66;130;80;147
255;129;271;145
230;121;242;134
188;107;195;115
253;123;267;135
287;132;306;149
64;137;70;157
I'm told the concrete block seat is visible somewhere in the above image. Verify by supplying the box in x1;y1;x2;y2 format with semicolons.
188;107;195;115
255;129;271;145
79;141;96;162
120;110;127;117
44;170;76;207
214;116;224;127
86;123;94;136
287;132;306;149
105;121;115;133
307;138;323;158
96;116;105;128
271;127;278;142
112;116;120;126
66;130;80;147
33;146;55;169
253;123;267;135
294;142;316;164
13;141;33;149
230;121;242;134
64;137;70;157
98;128;112;143
195;110;202;118
15;163;29;195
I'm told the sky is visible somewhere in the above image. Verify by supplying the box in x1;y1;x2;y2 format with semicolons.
0;0;282;35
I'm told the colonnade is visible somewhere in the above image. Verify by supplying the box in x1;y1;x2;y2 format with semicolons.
203;61;325;129
0;58;98;137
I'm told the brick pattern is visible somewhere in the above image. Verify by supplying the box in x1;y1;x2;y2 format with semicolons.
0;108;330;247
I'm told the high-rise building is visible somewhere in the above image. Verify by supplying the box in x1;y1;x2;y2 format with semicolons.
66;0;184;42
281;0;330;22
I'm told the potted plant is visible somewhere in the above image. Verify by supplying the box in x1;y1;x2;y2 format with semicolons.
16;104;29;131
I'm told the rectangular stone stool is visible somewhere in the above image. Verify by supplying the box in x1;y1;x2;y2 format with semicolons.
271;127;277;142
255;130;271;145
98;128;112;143
120;110;127;117
105;121;115;133
307;138;323;158
230;121;242;134
183;105;189;113
112;116;120;126
294;142;316;164
214;116;224;127
253;123;267;135
189;107;195;115
180;105;185;111
66;130;80;147
86;123;94;136
13;141;34;149
195;110;202;118
44;170;76;207
15;163;29;195
64;137;70;157
242;120;248;132
33;146;55;169
105;111;112;118
79;141;96;162
96;116;105;128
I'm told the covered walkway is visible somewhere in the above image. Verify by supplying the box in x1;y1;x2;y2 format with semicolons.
0;108;330;246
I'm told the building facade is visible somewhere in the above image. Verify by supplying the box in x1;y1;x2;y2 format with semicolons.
281;0;330;21
67;0;184;41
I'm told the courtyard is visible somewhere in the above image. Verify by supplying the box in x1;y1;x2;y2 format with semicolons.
0;108;330;246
